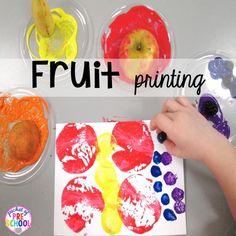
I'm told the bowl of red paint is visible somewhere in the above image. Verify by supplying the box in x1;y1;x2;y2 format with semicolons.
98;4;174;85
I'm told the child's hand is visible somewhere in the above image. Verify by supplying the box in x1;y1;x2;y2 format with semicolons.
150;97;228;161
152;97;236;221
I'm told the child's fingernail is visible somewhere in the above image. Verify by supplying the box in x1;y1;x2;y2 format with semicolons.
157;132;167;144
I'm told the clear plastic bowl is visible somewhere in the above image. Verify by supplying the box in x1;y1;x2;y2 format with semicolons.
97;3;175;93
179;51;236;100
0;87;54;185
20;0;93;81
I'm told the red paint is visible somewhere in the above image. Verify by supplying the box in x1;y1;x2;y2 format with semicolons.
102;5;171;83
112;121;154;172
118;174;161;234
61;177;104;233
56;123;97;174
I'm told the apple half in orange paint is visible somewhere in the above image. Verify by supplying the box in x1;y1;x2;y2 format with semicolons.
119;29;159;81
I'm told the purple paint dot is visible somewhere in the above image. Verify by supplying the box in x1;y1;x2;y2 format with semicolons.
161;152;172;166
164;171;177;185
174;201;186;214
171;187;184;201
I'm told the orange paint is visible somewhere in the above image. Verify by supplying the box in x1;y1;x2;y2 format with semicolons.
0;95;49;172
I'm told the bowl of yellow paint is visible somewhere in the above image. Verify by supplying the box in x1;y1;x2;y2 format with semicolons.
21;0;93;63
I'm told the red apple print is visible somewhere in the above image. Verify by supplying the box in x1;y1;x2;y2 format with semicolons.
112;121;154;172
118;174;162;234
56;123;97;174
61;177;105;233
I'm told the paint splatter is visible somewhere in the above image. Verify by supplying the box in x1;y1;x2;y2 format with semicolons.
161;152;172;166
56;123;97;174
61;177;104;233
163;209;177;221
161;194;170;205
174;201;186;214
95;133;122;235
153;181;163;193
163;171;177;185
118;174;161;234
171;187;184;202
26;8;78;62
112;121;154;172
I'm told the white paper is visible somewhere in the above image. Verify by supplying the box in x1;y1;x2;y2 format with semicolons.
54;121;186;236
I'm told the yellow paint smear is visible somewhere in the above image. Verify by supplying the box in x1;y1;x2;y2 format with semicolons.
26;8;78;62
95;133;122;235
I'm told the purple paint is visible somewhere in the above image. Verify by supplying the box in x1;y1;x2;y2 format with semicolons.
174;201;186;214
198;94;230;139
171;187;184;201
164;171;177;185
213;121;231;139
161;152;172;166
208;57;233;80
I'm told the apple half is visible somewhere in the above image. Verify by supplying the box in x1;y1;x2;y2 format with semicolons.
119;29;159;81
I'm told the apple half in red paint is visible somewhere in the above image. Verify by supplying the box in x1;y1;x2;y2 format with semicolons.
119;29;159;81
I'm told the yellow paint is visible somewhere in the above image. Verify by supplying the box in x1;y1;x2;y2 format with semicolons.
26;8;78;62
95;133;122;235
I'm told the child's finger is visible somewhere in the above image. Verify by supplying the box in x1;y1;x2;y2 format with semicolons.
149;120;161;133
150;113;173;133
162;99;183;113
163;139;181;157
163;112;176;121
176;96;197;111
176;96;192;107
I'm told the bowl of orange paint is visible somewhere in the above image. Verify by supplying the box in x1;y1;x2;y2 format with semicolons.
0;88;54;184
